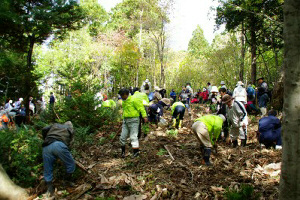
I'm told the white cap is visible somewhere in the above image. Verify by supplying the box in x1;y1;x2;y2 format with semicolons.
220;81;225;85
154;86;161;91
211;86;218;93
19;98;23;102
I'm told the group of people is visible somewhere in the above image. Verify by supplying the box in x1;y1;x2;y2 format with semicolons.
1;78;281;196
0;92;55;129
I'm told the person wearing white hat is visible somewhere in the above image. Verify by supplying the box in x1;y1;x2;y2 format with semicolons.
141;79;152;94
220;81;227;89
232;81;247;105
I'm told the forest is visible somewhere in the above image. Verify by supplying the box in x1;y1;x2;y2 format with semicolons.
0;0;299;199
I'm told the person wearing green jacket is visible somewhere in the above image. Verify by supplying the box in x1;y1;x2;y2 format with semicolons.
171;102;185;128
132;87;150;139
192;114;226;166
119;88;148;158
102;99;117;109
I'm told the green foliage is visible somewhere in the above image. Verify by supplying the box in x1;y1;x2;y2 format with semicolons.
167;129;178;137
0;127;43;187
156;148;167;156
224;184;260;200
141;124;150;135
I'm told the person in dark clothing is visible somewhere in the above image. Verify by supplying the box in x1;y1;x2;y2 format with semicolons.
170;89;176;103
258;110;282;149
217;88;229;141
49;92;55;105
148;98;170;123
42;121;75;196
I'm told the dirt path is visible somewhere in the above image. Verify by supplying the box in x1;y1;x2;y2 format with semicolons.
33;106;281;200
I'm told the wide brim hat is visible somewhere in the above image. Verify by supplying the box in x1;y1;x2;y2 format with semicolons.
161;98;171;106
222;94;233;104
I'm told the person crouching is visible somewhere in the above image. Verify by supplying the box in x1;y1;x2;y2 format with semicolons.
119;88;148;158
42;121;75;196
192;114;226;166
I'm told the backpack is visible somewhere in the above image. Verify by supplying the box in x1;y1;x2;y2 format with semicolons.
181;93;188;103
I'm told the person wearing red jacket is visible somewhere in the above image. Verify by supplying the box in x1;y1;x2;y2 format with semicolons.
200;88;209;103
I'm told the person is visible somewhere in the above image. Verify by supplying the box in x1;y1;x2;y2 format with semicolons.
14;98;23;110
148;98;170;124
209;86;220;112
186;83;193;104
15;104;26;127
132;87;150;138
153;86;162;104
119;88;148;158
192;114;226;166
4;99;13;112
42;121;75;196
200;88;209;104
141;79;151;94
246;84;256;102
217;88;229;141
171;101;185;129
36;97;46;114
170;89;176;103
49;92;55;105
159;88;166;98
220;81;227;89
257;77;269;116
102;99;117;109
258;110;282;149
207;82;212;94
179;86;191;114
232;81;247;105
222;94;248;147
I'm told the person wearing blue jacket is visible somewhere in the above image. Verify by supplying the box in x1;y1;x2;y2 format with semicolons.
170;89;176;103
258;110;282;149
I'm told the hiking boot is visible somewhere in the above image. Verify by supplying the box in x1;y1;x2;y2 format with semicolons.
121;146;126;158
46;181;54;196
203;148;212;166
132;149;140;157
232;140;238;148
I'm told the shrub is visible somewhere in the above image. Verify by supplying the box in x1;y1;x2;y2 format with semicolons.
224;184;260;200
0;127;43;187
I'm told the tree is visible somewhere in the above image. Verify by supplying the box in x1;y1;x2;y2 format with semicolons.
279;0;300;199
0;0;85;117
215;0;283;84
188;25;209;59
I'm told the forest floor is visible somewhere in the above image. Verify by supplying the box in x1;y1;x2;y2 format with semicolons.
31;105;282;200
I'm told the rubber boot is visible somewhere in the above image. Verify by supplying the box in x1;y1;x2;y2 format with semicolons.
232;140;238;148
46;181;54;196
203;148;212;166
172;118;176;127
132;149;140;157
65;173;76;187
178;120;183;129
121;146;126;158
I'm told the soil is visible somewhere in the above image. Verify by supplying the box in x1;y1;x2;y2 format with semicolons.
31;105;282;200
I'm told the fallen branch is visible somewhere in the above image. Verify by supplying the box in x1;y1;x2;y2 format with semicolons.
164;145;175;160
75;161;89;173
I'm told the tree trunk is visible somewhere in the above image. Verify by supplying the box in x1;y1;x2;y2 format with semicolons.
279;0;300;199
25;36;35;122
250;23;257;84
239;23;245;82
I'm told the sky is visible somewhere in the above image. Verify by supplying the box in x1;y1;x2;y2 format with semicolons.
99;0;224;51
